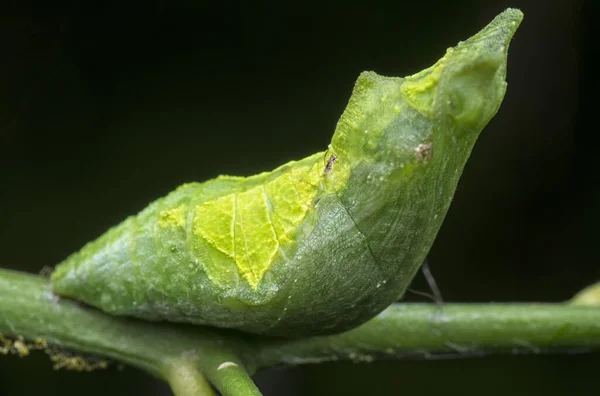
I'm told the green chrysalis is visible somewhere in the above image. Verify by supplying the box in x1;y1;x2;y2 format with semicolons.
51;9;523;337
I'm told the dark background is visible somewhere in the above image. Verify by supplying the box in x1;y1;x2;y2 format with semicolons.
1;0;598;394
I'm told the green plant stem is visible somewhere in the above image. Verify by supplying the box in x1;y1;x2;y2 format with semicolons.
164;361;216;396
248;303;600;369
2;268;600;395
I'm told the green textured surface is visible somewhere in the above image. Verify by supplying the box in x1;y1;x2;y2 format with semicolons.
51;9;523;337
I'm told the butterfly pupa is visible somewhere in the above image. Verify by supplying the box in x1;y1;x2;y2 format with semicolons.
51;9;523;337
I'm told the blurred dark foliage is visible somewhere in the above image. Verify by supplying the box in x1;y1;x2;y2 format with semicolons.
0;0;598;394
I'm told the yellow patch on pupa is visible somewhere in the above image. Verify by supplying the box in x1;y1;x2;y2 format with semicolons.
194;194;235;257
400;57;445;118
194;162;323;289
158;206;186;228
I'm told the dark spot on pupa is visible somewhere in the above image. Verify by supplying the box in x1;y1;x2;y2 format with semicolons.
324;154;337;175
414;142;433;163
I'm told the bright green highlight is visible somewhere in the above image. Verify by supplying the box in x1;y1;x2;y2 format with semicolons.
401;61;443;118
158;206;186;228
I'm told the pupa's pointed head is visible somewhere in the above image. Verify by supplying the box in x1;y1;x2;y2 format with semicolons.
402;8;523;134
329;9;523;168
